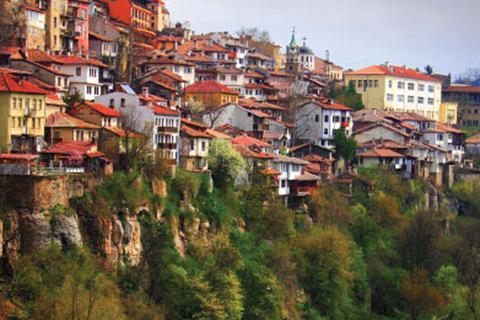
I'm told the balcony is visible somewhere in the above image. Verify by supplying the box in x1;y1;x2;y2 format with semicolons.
158;126;178;133
157;143;177;149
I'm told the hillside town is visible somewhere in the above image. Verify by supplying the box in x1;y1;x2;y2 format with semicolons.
0;0;478;202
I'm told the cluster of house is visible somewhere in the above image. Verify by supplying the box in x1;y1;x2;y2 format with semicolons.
0;0;476;200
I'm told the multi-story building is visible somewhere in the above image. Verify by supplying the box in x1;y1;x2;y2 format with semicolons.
180;124;211;172
344;64;442;120
442;86;480;128
439;101;458;125
24;5;46;51
54;55;110;100
295;99;353;148
184;81;239;108
45;112;100;144
0;71;47;153
65;0;90;55
38;0;68;53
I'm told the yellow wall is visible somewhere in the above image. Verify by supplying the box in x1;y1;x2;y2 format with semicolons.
439;102;458;125
46;0;66;52
344;74;386;109
0;93;46;153
185;93;239;108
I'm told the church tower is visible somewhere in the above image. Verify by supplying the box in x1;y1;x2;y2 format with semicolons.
285;27;301;74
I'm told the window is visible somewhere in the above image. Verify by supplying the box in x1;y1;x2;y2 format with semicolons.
408;83;415;90
94;87;100;95
397;95;404;103
418;97;425;104
76;67;81;76
11;118;15;128
324;115;329;122
438;134;444;141
17;117;21;127
374;80;378;87
109;99;114;107
32;99;37;111
428;98;434;105
358;80;362;88
428;85;434;93
12;97;16;109
418;84;425;91
386;94;394;101
281;180;286;188
87;86;92;94
189;139;195;151
38;100;42;110
201;141;206;151
220;75;226;81
388;80;392;88
333;116;340;122
231;75;237;81
368;80;373;87
315;114;319;122
407;96;414;103
121;98;126;108
89;68;97;78
57;77;61;86
324;128;328;135
25;99;30;111
397;81;405;89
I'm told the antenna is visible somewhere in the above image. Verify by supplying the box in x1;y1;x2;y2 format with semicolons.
325;50;330;62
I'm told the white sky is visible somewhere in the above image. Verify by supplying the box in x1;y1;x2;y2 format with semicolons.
168;0;480;77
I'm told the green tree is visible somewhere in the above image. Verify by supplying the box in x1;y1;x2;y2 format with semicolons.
208;139;246;186
333;128;357;164
328;81;364;111
424;65;433;75
62;91;84;112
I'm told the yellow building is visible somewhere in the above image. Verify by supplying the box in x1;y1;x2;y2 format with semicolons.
439;101;458;125
44;0;68;53
344;64;442;120
0;72;47;153
184;81;239;108
24;5;46;51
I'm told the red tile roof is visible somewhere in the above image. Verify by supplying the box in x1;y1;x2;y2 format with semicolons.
184;81;239;95
301;99;351;111
44;141;99;155
53;56;108;68
181;118;208;129
354;122;410;138
345;65;440;82
443;85;480;93
206;128;232;139
358;148;405;158
89;31;115;42
244;83;277;91
153;106;180;116
232;135;272;148
234;145;275;159
181;125;212;138
104;127;143;138
0;71;47;94
45;112;100;129
260;168;281;175
82;102;123;117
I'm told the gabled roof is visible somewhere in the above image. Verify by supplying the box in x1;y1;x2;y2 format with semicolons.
181;125;212;138
299;99;351;111
46;93;67;106
423;122;464;134
143;56;194;66
239;99;287;111
234;145;275;159
206;128;232;139
0;71;47;94
232;135;272;148
53;56;108;68
44;141;101;156
354;122;410;138
89;31;115;42
271;153;310;165
104;127;143;138
345;65;440;82
80;102;123;117
358;148;405;158
443;85;480;93
181;117;208;129
45;112;100;129
466;133;480;144
184;81;239;95
153;106;180;116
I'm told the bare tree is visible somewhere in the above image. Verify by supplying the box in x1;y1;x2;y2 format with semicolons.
281;79;314;141
236;27;271;43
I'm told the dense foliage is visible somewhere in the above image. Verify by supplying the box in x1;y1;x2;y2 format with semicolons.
1;167;480;319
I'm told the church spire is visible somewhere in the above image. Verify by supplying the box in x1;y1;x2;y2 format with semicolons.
289;26;298;48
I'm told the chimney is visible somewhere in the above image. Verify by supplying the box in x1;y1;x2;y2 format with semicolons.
142;87;149;98
384;61;389;66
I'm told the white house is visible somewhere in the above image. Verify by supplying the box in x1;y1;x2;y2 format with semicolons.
270;154;310;196
295;100;353;148
54;56;110;100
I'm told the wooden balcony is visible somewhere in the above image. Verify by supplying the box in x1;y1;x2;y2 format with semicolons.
158;126;178;133
157;143;177;149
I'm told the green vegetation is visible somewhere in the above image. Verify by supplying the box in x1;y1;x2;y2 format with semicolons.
1;168;480;319
327;81;364;111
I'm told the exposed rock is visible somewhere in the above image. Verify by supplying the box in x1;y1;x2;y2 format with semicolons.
168;215;185;256
51;214;83;249
18;210;51;253
184;217;201;241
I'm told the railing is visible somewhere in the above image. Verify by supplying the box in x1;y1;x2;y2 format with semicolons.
0;164;85;176
157;143;177;149
158;127;178;133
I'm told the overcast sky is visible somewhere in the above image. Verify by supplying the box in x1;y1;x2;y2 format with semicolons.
168;0;480;77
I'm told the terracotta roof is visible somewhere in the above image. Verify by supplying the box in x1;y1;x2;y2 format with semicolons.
153;106;180;116
181;125;211;138
217;67;242;75
81;102;123;117
358;139;409;150
358;148;405;158
240;99;287;111
389;111;433;122
248;109;271;118
186;54;216;63
0;67;31;76
181;117;208;129
0;71;47;94
293;172;321;181
143;56;194;66
184;81;239;95
89;31;115;42
104;127;143;138
443;85;480;93
466;134;480;144
234;145;275;159
345;65;440;82
53;56;107;68
26;60;72;76
269;70;294;78
44;141;99;155
159;69;186;82
23;4;45;13
29;77;56;91
262;131;284;140
302;154;335;163
423;122;464;134
300;99;351;111
232;135;272;148
45;112;100;129
244;71;265;79
139;93;168;104
46;93;67;106
244;83;277;91
271;153;310;165
206;128;232;139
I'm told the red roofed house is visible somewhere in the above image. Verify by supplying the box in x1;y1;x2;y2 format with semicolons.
295;99;353;148
180;124;212;171
45;112;100;144
344;64;442;121
0;71;47;153
184;81;239;108
54;55;111;100
72;101;122;128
